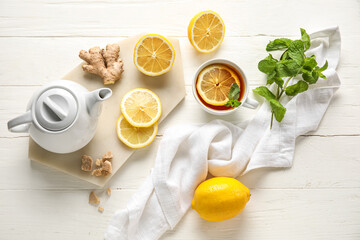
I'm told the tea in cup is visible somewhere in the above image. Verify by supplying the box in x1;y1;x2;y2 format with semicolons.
192;59;258;115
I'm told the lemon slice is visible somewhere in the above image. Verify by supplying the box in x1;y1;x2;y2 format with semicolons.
116;115;158;149
188;10;225;53
196;64;240;106
134;34;175;76
120;88;162;127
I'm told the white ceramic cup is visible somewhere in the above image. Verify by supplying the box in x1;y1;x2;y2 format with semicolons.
192;59;259;115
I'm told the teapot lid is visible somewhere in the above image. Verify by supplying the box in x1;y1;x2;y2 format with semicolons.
35;87;78;131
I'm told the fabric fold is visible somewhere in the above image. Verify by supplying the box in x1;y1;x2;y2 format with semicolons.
105;26;341;240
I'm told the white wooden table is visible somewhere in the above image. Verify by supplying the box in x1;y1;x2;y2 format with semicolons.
1;0;359;239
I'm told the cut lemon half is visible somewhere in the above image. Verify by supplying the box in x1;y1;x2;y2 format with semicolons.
188;10;225;53
196;64;240;106
120;88;162;127
117;115;158;149
134;34;175;76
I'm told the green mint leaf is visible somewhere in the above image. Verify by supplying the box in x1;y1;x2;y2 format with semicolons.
258;54;277;74
267;76;284;86
319;60;328;71
312;71;319;82
301;67;311;74
276;59;301;77
224;100;241;107
224;102;231;107
301;56;320;84
283;59;301;75
311;61;328;80
228;83;240;100
273;77;284;87
303;56;317;69
233;100;241;107
302;65;313;73
269;99;286;122
318;72;326;79
285;80;309;96
266;71;277;85
302;70;319;84
300;28;311;51
267;78;275;85
253;86;276;101
267;71;276;80
258;60;276;75
280;51;290;60
288;40;305;66
302;71;316;84
266;38;293;51
276;64;292;77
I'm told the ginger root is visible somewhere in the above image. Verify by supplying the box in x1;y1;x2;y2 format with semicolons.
79;44;124;85
102;151;113;162
102;160;112;177
89;192;100;205
95;158;103;167
81;155;93;172
98;206;104;213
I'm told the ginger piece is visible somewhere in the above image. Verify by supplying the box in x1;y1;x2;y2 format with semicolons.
91;168;103;177
81;155;93;172
95;158;103;167
102;151;113;162
106;188;111;196
102;160;112;177
98;206;104;213
89;192;100;205
79;44;124;85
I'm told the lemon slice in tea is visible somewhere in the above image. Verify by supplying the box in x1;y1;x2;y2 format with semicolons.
196;64;241;106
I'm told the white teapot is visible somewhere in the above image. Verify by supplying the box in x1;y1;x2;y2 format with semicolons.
7;80;112;153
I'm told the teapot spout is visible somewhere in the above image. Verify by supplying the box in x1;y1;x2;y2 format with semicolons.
86;88;112;116
94;88;112;101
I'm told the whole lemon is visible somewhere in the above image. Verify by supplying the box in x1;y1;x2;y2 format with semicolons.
191;177;250;221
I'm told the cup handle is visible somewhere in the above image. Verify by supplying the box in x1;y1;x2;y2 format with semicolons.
7;111;32;133
242;97;259;109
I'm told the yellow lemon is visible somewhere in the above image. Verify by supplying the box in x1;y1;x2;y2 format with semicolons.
116;115;158;149
134;34;175;76
120;88;162;128
196;64;241;106
188;10;225;53
192;177;250;221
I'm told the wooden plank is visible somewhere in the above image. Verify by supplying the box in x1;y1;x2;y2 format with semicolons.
0;37;358;87
0;188;359;239
157;86;360;136
0;0;359;37
2;85;359;138
165;188;360;240
1;135;359;190
0;137;158;190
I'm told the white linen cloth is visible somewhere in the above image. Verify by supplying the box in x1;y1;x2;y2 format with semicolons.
105;26;341;240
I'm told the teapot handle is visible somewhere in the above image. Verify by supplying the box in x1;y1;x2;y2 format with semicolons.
8;111;32;133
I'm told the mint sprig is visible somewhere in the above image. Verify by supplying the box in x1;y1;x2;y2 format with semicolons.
253;28;328;129
224;83;241;107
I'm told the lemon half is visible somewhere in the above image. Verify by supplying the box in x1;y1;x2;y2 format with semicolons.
188;10;225;53
134;34;175;76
